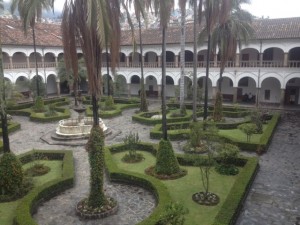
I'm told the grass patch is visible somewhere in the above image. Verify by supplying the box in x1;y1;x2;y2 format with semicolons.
112;151;238;225
0;160;63;225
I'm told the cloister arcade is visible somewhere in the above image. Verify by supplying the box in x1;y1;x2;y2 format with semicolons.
2;40;300;105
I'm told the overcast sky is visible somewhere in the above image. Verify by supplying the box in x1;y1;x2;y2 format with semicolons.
4;0;300;19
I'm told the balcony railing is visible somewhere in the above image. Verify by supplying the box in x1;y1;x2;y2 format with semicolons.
3;60;300;70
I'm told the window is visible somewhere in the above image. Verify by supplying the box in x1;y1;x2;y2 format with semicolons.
265;90;270;100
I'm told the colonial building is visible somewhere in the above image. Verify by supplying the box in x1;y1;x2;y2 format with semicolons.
1;17;300;105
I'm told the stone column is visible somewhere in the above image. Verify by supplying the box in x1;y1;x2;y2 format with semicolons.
158;56;161;67
280;89;285;106
157;84;162;99
127;83;131;98
26;56;30;68
232;87;238;103
284;53;289;67
175;55;179;68
235;53;240;67
56;78;60;96
55;56;58;67
259;53;263;66
256;87;261;107
9;56;13;69
126;56;130;67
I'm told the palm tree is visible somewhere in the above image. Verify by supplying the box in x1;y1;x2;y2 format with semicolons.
179;0;187;114
0;0;10;153
212;0;254;92
62;0;131;211
10;0;54;97
126;0;149;112
153;0;174;140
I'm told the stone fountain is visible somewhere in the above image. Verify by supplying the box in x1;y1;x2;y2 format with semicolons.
55;104;110;140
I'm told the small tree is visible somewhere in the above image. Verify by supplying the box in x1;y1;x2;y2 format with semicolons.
238;123;257;142
192;121;220;206
251;110;263;134
32;96;45;112
122;132;144;163
0;153;23;196
216;143;240;176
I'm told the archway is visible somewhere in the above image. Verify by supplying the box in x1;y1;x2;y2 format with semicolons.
262;47;284;67
237;77;257;102
145;75;158;97
260;77;281;104
102;74;113;96
145;51;158;67
15;76;30;97
166;76;175;97
115;75;127;97
288;47;300;67
12;52;27;69
240;48;259;67
47;74;57;95
130;75;141;96
29;52;42;68
285;78;300;105
197;77;213;100
178;76;193;100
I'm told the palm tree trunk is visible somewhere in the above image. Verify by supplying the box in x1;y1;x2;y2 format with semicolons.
162;26;168;140
0;35;10;153
138;17;148;112
218;67;223;92
179;6;186;112
204;32;211;121
192;0;198;122
32;27;40;97
92;94;99;126
105;40;110;96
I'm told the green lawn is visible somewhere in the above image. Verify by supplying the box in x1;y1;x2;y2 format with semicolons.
219;124;267;143
112;151;238;225
0;160;63;225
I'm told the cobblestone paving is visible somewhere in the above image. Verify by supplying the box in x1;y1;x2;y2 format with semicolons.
8;101;300;225
236;111;300;225
9;102;162;225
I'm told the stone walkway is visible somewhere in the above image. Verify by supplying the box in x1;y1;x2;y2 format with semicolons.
236;111;300;225
8;101;300;225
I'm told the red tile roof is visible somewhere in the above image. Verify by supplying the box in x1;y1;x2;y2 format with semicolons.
1;17;300;48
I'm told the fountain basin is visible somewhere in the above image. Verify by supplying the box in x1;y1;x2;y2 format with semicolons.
56;117;108;137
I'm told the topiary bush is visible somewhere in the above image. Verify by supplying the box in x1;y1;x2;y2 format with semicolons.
103;96;116;111
122;132;144;163
155;139;180;175
0;153;24;196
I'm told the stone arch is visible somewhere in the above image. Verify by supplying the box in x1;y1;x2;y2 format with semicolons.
288;47;300;67
240;48;259;67
130;75;141;96
237;77;257;102
284;76;300;105
129;52;141;67
197;76;213;100
12;52;27;68
115;74;127;96
29;52;42;68
260;77;281;104
144;51;158;67
262;47;284;67
166;51;175;66
15;76;30;93
102;74;113;95
47;74;57;95
166;75;175;97
119;52;126;66
145;75;158;97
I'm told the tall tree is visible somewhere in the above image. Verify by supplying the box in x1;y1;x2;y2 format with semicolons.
61;0;132;212
0;0;10;153
153;0;174;140
126;0;149;112
179;0;187;114
10;0;54;97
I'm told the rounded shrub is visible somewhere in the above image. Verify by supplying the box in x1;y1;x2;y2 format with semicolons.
0;153;24;195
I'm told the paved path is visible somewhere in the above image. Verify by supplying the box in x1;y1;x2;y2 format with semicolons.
8;101;300;225
236;111;300;225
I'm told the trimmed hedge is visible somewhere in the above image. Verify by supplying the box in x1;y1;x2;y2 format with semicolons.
219;113;281;152
0;122;21;136
86;103;139;118
213;157;259;225
105;143;172;225
132;111;192;125
107;142;258;225
7;97;68;110
8;98;71;122
14;150;74;225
